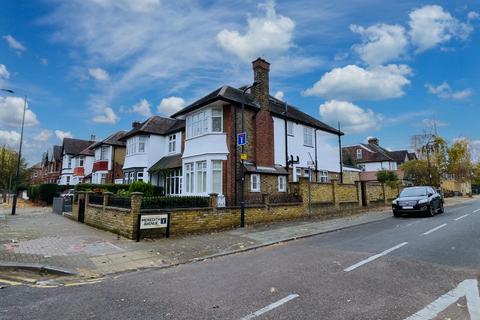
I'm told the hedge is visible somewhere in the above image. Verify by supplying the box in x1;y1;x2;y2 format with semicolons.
74;182;164;196
28;184;69;205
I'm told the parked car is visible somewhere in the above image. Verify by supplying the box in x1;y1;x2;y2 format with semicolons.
392;186;444;217
60;189;75;199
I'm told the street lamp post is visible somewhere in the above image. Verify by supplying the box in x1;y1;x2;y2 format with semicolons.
1;89;27;215
240;81;260;228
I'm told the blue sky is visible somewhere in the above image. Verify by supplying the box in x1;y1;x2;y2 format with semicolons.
0;0;479;164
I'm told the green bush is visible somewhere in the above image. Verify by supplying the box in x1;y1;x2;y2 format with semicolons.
128;181;153;197
38;184;59;204
376;170;399;188
28;185;40;201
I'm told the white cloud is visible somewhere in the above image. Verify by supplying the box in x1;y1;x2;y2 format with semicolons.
55;130;73;142
0;64;10;79
88;67;110;81
274;91;284;100
409;5;473;53
92;107;119;124
350;23;408;65
157;97;185;116
0;130;20;148
40;58;48;65
304;64;411;101
217;0;295;61
0;96;39;129
3;34;26;52
33;129;53;142
425;82;472;100
468;11;479;21
128;98;152;117
421;118;448;129
319;100;384;133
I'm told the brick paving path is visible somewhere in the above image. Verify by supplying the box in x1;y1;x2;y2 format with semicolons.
1;196;477;278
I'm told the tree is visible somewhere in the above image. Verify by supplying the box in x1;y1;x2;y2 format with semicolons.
0;145;28;191
447;138;473;182
376;170;399;187
401;160;441;187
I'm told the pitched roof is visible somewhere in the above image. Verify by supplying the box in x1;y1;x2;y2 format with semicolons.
171;85;342;135
120;116;185;141
62;138;95;156
53;145;62;162
89;131;128;149
148;154;182;172
74;146;95;157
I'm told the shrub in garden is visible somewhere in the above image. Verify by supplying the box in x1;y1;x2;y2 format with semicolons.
128;181;153;196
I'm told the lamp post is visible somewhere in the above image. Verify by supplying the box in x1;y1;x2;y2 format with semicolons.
240;81;260;228
1;89;27;215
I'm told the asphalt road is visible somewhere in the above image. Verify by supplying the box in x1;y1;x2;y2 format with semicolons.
1;200;480;320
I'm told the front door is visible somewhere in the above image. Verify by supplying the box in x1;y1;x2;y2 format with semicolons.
78;198;85;223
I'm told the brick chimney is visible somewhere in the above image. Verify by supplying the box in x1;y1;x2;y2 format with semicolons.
252;58;275;167
368;137;379;146
132;121;141;129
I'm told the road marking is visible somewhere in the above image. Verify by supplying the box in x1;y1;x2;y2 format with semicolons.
405;279;480;320
422;224;447;235
454;214;470;221
240;294;299;320
0;279;22;286
473;208;480;213
344;242;408;272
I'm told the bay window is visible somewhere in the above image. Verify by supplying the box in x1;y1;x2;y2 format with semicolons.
186;107;223;138
185;163;194;193
212;161;222;194
165;168;182;195
196;161;207;193
100;146;109;160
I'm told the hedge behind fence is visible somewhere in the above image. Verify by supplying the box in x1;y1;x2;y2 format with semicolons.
28;184;70;204
74;182;164;196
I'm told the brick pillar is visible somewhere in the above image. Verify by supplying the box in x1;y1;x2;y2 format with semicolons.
209;193;218;208
364;183;371;206
382;183;388;205
103;191;113;207
332;179;340;209
262;193;270;206
355;181;362;207
85;191;93;205
130;192;143;240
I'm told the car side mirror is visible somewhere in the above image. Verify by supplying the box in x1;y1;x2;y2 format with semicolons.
428;193;433;197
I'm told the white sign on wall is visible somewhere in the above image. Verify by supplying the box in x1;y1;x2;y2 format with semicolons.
140;214;168;229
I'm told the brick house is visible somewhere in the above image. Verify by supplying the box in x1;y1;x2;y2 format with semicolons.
40;145;62;184
342;137;416;182
28;162;43;184
59;138;95;185
71;146;95;185
89;131;127;184
170;58;343;204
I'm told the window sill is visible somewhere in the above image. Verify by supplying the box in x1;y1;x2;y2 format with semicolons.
185;132;225;141
303;144;314;148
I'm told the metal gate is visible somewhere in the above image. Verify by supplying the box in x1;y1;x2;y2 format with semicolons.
78;198;85;223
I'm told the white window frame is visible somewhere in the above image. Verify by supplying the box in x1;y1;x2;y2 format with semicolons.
250;174;260;192
211;108;223;133
196;161;207;193
67;156;72;169
278;176;286;192
165;168;182;195
356;149;363;160
184;163;194;193
211;160;223;194
287;121;294;136
319;170;329;183
168;134;177;154
137;172;144;182
186;107;223;139
100;146;109;160
138;136;146;153
79;156;85;167
295;167;302;182
303;126;314;147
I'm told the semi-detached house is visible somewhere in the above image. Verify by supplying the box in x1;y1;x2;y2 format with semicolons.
117;58;342;203
89;131;127;184
59;138;95;185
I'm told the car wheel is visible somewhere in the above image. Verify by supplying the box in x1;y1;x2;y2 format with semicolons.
438;202;444;214
428;204;435;217
393;210;401;218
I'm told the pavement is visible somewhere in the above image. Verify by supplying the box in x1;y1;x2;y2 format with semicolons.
1;197;479;319
0;196;477;281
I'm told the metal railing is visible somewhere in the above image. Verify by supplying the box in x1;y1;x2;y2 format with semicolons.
89;194;103;205
107;196;131;208
141;195;209;210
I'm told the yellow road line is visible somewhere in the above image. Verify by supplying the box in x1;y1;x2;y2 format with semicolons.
0;278;22;286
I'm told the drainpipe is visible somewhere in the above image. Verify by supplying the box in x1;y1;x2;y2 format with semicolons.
111;146;116;184
234;105;238;205
314;129;318;182
283;101;289;183
338;122;343;184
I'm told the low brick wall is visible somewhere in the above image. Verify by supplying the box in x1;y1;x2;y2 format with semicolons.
71;179;400;239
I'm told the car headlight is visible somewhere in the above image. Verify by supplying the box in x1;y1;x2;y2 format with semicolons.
418;199;429;204
392;200;397;205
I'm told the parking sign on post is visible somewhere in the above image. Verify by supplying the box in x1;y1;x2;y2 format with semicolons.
237;132;247;146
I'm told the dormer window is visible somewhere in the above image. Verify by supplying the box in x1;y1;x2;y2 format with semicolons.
168;134;177;153
356;149;363;159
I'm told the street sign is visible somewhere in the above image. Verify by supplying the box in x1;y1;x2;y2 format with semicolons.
240;153;248;160
237;132;247;146
140;214;168;229
136;213;170;241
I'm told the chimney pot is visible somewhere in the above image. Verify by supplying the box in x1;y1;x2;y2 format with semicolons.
132;121;141;129
368;137;379;145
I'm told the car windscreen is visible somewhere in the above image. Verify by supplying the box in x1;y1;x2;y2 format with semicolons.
400;188;427;197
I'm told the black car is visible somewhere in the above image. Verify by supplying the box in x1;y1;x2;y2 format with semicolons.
392;186;444;217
